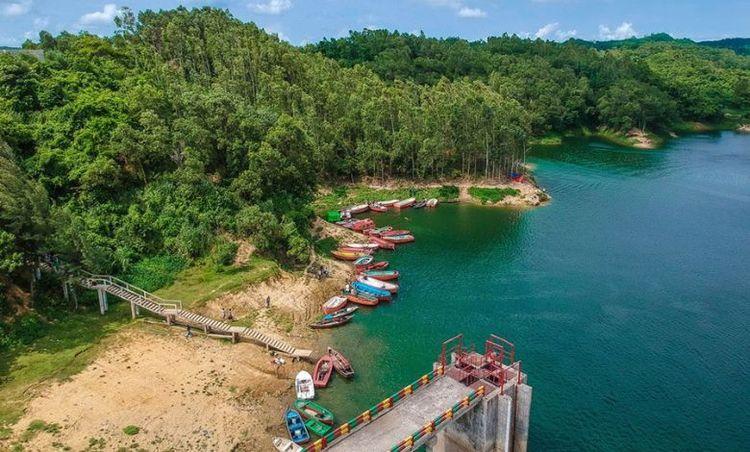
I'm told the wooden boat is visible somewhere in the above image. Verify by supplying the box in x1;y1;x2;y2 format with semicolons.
327;347;355;378
394;197;416;209
312;354;334;388
295;371;315;400
348;203;369;214
369;236;396;250
381;234;415;244
353;255;373;267
324;306;358;320
426;198;438;207
367;226;393;236
413;200;427;209
335;220;355;228
369;203;388;213
352;281;391;300
380;199;399;206
322;295;348;314
351;219;375;231
338;247;373;255
305;418;332;437
365;261;389;270
309;314;354;329
380;229;411;237
285;409;310;444
345;293;379;307
331;250;368;261
361;269;399;281
273;437;303;452
293;399;335;425
357;276;399;293
343;242;380;250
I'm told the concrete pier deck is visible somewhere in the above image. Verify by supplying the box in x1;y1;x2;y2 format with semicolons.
327;377;472;451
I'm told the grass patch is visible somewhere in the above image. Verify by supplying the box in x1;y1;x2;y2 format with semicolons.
154;256;279;309
122;425;140;436
268;307;294;333
529;133;563;146
229;310;259;329
313;184;458;215
0;304;131;427
314;237;338;257
18;419;61;442
468;187;520;204
0;425;11;440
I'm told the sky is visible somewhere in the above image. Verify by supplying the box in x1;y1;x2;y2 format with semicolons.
1;0;749;47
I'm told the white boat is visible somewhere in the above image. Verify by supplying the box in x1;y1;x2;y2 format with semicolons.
349;203;369;214
357;276;399;293
426;198;438;207
343;243;380;250
273;437;303;452
295;371;315;400
394;197;416;209
322;295;348;314
380;199;399;206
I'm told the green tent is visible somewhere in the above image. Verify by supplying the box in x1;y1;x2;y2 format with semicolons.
326;210;342;222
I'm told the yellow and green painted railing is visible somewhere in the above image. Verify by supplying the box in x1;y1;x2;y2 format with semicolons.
301;365;446;452
390;385;486;452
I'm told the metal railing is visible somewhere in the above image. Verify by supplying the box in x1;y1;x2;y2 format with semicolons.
79;270;182;310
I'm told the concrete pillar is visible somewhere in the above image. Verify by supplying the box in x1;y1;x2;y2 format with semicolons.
203;324;209;334
232;332;239;344
495;394;513;452
97;289;106;315
512;384;532;452
166;314;172;326
130;301;137;319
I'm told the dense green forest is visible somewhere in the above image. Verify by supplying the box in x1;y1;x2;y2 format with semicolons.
1;7;750;319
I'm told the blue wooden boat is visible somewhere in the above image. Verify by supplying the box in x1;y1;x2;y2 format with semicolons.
285;409;310;444
352;281;391;300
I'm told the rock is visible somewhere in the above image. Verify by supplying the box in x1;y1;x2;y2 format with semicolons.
738;124;750;133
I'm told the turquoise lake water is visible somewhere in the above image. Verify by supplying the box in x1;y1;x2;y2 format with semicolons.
316;132;750;451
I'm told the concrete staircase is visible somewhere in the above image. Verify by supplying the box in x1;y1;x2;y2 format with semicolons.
79;273;312;359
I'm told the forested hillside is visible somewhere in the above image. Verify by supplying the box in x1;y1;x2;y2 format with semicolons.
1;7;749;312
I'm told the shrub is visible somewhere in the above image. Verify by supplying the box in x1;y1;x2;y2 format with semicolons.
124;255;186;292
211;240;239;268
468;187;520;204
438;185;459;200
122;425;140;436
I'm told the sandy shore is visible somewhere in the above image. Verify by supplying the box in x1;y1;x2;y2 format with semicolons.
738;124;750;133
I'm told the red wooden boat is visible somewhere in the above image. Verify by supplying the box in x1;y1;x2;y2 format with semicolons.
366;226;393;237
322;295;348;314
394;198;416;209
369;236;395;250
327;347;354;378
380;229;411;237
359;269;399;281
381;234;415;244
364;261;389;270
313;354;334;388
351;219;375;232
369;203;388;213
345;293;379;307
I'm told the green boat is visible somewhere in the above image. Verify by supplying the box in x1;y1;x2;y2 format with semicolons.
293;399;335;425
305;418;332;437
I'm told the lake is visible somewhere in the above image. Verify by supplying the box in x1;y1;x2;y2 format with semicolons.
316;132;750;451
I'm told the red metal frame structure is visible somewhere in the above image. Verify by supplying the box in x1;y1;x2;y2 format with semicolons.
442;333;522;394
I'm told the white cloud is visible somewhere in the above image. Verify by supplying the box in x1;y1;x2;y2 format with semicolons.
1;0;32;17
248;0;292;15
535;22;559;39
534;22;576;41
79;4;119;25
598;22;639;40
32;16;48;28
422;0;487;19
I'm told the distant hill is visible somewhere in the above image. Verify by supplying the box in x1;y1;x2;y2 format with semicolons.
572;33;750;55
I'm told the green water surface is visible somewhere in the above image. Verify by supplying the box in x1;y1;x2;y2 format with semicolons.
316;132;750;451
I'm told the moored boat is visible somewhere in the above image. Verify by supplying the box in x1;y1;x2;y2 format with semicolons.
322;295;347;314
331;250;368;261
381;234;415;244
380;199;399;206
357;276;399;293
367;226;393;236
394;197;416;209
369;236;396;250
365;261;389;270
413;200;427;209
327;346;355;378
361;269;399;281
345;293;379;306
338;247;373;254
273;437;303;452
380;229;411;237
285;409;310;444
426;198;438;207
352;281;391;300
293;399;335;425
369;202;388;213
309;314;354;329
343;242;380;250
312;354;334;388
325;306;358;319
349;203;369;214
351;219;375;231
295;371;315;400
353;255;374;267
305;418;332;437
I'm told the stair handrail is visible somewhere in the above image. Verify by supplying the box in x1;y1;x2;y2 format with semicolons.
79;270;182;310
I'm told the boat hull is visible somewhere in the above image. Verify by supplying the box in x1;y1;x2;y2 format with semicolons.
309;314;353;329
360;270;399;281
331;250;367;261
352;281;391;300
345;294;379;306
357;276;399;293
312;355;334;388
328;347;355;378
381;234;415;244
285;409;310;444
295;371;315;400
322;295;348;314
369;236;396;250
394;197;416;209
293;399;334;425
